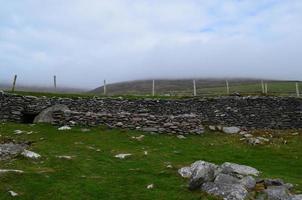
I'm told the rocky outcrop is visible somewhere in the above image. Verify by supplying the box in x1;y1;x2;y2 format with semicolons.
179;160;301;200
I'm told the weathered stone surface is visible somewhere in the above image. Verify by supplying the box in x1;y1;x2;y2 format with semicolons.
221;162;260;176
0;143;27;160
201;182;248;200
189;161;219;190
21;150;41;159
214;173;240;185
34;104;69;123
263;186;291;200
222;126;241;134
178;167;192;178
291;195;302;200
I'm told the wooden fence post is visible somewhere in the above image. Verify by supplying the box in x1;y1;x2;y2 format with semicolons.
193;80;197;96
226;80;230;95
261;80;264;93
265;83;268;95
11;75;17;92
103;80;107;95
152;80;155;96
53;75;57;90
296;82;300;97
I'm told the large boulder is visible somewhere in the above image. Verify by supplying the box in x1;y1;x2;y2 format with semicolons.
34;104;69;123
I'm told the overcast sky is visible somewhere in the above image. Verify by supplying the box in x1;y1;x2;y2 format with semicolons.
0;0;301;89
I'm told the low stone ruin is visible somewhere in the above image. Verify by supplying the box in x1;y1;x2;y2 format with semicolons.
179;161;302;200
1;91;302;131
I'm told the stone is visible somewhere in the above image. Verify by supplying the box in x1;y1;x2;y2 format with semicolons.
178;167;192;178
263;186;291;200
115;154;132;159
189;161;219;190
214;173;240;185
222;127;241;134
0;143;27;160
291;195;302;200
34;104;69;123
56;155;74;160
116;122;123;127
264;179;285;187
240;176;256;190
177;135;186;139
0;169;24;174
21;150;41;159
58;125;72;131
201;182;248;200
8;191;18;197
14;130;23;135
147;184;154;189
221;162;260;176
247;137;262;145
132;135;145;141
208;125;216;131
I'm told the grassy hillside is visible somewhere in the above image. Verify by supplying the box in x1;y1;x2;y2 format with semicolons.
0;123;301;199
90;79;300;96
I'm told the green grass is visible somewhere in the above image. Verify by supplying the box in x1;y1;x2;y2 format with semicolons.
0;123;301;199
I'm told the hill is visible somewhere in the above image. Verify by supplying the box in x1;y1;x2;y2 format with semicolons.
90;78;299;96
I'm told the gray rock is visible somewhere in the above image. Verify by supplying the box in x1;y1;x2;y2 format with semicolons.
221;162;260;176
189;161;219;190
247;137;262;145
263;186;291;200
240;176;256;190
214;173;240;185
178;167;192;178
222;127;241;134
201;182;248;200
34;104;69;123
291;195;302;200
0;143;27;160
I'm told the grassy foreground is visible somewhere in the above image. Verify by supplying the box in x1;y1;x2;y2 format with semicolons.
0;123;301;200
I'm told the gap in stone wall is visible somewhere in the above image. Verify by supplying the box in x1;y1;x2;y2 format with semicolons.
21;113;38;124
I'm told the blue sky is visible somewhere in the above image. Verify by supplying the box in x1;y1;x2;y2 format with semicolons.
0;0;301;88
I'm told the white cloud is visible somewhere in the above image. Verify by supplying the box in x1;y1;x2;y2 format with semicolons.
0;0;302;88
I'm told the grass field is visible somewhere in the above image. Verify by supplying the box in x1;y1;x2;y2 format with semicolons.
0;123;301;199
91;79;301;97
3;80;300;98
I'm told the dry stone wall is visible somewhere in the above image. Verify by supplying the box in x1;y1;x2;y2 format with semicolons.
0;91;302;134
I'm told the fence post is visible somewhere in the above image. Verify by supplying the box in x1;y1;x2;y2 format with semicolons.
296;82;300;97
103;80;107;95
152;80;155;96
11;75;17;92
226;80;230;95
261;80;264;93
53;75;57;90
265;83;268;95
193;80;197;96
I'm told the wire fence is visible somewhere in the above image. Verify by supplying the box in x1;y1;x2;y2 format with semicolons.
2;74;301;97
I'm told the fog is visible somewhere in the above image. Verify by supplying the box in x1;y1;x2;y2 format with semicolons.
0;0;301;89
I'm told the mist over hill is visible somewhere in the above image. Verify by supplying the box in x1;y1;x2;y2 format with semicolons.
90;78;291;96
